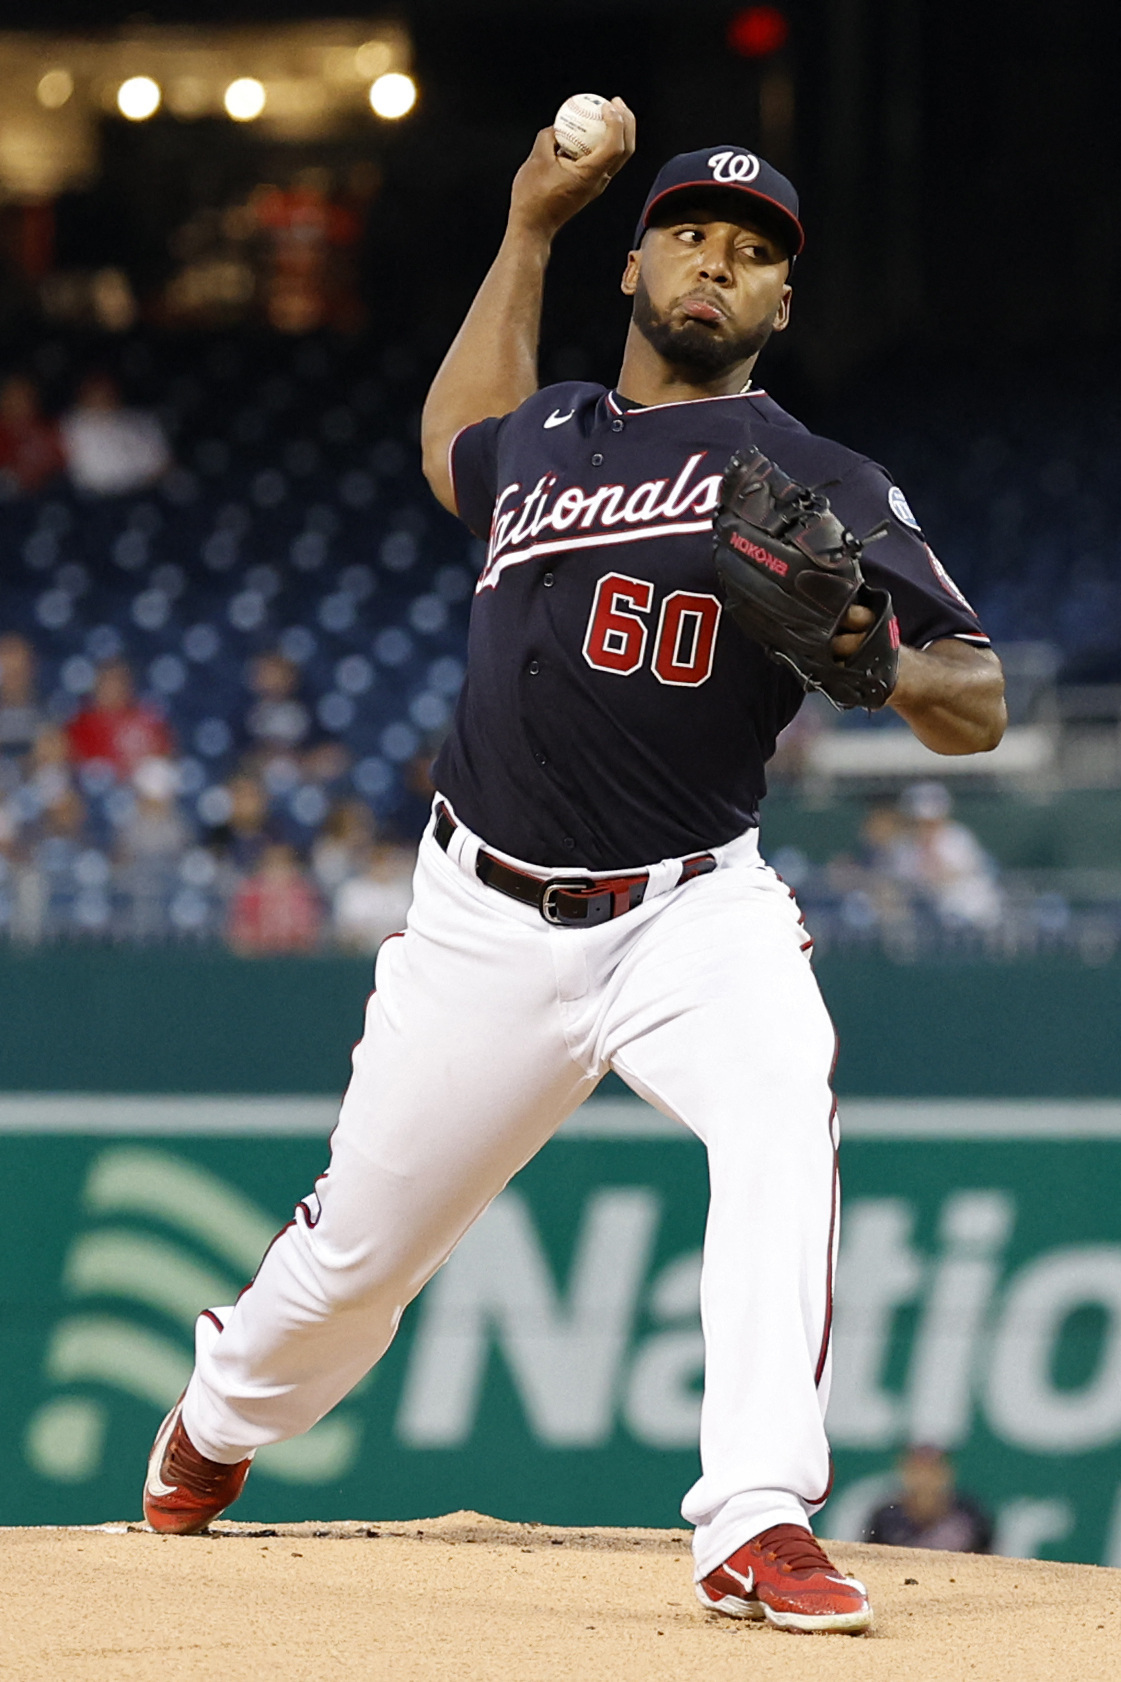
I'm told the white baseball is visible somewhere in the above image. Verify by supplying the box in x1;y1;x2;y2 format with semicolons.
553;93;609;161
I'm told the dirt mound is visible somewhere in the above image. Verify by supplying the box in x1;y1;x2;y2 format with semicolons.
4;1511;1119;1681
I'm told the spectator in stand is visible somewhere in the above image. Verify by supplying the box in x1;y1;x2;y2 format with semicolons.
301;735;352;787
311;799;376;894
833;802;915;926
60;372;171;497
30;784;89;854
14;784;90;945
118;756;191;942
894;782;1003;930
0;634;45;772
252;170;367;334
227;842;323;955
243;651;352;793
245;651;311;760
0;375;64;496
66;659;173;781
332;840;415;952
207;773;273;874
119;758;189;863
866;1445;993;1553
23;724;73;817
859;803;913;877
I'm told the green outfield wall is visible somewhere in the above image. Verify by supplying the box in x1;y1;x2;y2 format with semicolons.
3;947;1121;1095
4;950;1121;1561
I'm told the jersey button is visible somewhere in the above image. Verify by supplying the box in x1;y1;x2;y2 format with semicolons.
542;571;554;587
528;659;540;675
591;452;604;466
562;837;576;850
611;419;624;433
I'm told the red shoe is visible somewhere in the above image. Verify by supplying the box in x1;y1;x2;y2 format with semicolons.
143;1396;253;1535
696;1524;872;1633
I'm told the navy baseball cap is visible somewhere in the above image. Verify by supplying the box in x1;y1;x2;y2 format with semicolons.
634;146;804;257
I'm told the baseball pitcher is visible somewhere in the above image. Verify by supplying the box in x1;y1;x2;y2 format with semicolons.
144;99;1006;1634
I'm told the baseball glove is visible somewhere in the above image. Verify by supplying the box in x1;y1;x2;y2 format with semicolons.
712;448;900;710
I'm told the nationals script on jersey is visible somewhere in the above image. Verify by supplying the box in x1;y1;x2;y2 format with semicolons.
434;382;988;870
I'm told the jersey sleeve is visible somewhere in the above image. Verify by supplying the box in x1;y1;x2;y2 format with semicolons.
448;415;506;539
832;460;990;649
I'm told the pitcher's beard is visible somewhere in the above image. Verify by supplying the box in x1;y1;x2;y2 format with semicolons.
632;277;774;380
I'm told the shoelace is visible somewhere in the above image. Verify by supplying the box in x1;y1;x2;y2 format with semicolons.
164;1429;244;1499
750;1524;837;1575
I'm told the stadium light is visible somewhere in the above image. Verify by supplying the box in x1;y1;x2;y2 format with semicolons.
727;6;790;58
369;72;416;120
36;69;74;110
224;77;266;121
117;76;161;120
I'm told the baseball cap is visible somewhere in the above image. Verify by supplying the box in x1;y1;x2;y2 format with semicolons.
633;146;804;257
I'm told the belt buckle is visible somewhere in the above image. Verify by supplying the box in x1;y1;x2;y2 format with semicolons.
540;878;598;927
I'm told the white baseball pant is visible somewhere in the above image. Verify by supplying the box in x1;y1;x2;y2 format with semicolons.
182;800;840;1579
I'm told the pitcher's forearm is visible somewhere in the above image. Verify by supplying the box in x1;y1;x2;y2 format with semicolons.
420;223;551;502
889;641;1007;754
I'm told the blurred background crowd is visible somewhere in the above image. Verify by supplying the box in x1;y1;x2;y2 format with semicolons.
0;0;1117;959
0;327;1116;962
0;331;470;951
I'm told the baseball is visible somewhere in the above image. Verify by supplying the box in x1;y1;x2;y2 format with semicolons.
553;92;609;160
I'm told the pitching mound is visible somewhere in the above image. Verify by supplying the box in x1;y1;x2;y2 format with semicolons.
4;1511;1119;1682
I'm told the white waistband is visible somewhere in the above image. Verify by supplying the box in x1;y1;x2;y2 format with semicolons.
430;795;760;904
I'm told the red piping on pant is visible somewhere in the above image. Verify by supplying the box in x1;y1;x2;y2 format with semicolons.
807;1456;835;1509
813;1029;842;1388
234;1164;333;1303
814;1095;840;1387
803;1032;841;1506
235;1218;296;1302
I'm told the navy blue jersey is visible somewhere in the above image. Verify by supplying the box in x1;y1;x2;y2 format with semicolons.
432;382;988;870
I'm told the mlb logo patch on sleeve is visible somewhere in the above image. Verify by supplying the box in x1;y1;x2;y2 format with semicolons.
888;485;922;531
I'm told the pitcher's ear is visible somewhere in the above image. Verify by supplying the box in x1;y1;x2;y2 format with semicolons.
620;249;641;297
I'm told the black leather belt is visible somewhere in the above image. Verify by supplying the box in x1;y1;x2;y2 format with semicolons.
434;803;717;928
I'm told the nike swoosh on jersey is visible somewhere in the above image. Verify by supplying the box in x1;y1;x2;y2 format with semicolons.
543;409;575;428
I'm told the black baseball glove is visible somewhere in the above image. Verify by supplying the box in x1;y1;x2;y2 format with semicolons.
712;448;900;710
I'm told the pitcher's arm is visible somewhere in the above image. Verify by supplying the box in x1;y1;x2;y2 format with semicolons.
421;100;635;512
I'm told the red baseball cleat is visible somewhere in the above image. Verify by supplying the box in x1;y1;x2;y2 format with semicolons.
143;1396;253;1535
695;1524;873;1633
